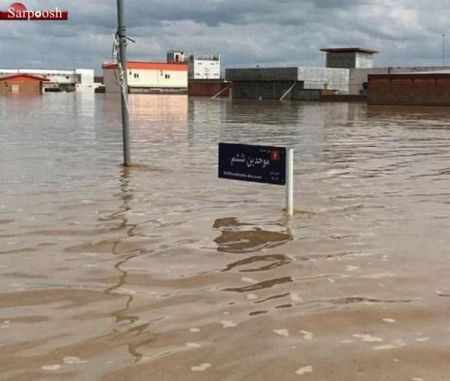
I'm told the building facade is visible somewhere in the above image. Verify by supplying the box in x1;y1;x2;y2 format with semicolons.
0;74;49;95
167;51;221;80
0;68;94;91
225;67;349;100
102;61;188;94
368;72;450;106
321;48;379;69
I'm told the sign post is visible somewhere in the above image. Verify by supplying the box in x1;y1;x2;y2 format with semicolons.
218;143;294;215
286;148;294;215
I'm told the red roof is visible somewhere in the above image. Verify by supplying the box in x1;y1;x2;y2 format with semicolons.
102;61;188;71
0;73;50;82
320;47;379;54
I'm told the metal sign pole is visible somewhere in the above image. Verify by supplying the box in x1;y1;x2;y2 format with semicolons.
117;0;131;167
286;149;294;215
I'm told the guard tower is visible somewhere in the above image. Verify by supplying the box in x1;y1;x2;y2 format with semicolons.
320;47;378;69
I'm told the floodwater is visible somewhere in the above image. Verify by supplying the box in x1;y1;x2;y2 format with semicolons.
1;93;450;381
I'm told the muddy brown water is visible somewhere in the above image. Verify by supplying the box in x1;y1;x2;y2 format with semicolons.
1;93;450;380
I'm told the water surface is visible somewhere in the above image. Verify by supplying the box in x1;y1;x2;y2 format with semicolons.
1;94;450;380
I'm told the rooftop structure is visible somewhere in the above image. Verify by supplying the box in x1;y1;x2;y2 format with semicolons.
321;47;379;69
167;50;221;80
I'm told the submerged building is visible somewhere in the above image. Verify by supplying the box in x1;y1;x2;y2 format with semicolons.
225;66;349;100
0;73;49;95
368;71;450;106
166;50;230;97
226;47;450;102
0;68;94;91
320;47;450;96
102;61;188;94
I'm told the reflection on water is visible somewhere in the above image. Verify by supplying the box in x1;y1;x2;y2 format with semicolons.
213;217;293;253
0;94;450;380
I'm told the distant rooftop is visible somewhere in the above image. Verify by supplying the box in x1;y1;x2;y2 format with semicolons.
320;48;379;55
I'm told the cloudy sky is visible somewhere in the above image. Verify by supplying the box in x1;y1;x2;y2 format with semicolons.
0;0;449;73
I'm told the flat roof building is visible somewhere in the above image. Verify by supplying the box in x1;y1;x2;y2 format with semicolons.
102;61;188;94
225;67;349;100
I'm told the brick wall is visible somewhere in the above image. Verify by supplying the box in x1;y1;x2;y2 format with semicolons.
368;74;450;106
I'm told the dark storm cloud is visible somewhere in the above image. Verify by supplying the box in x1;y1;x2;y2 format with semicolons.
0;0;448;72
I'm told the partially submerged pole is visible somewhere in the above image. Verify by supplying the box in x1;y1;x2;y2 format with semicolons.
117;0;131;166
286;149;294;215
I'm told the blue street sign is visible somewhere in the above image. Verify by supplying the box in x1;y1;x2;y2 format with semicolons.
218;143;286;186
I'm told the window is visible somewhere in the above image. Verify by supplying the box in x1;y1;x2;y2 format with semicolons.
133;73;139;78
165;74;170;79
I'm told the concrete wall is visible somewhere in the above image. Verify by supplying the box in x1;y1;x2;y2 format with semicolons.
103;67;188;93
226;67;349;97
232;80;303;99
355;53;375;69
226;68;299;82
297;67;349;93
368;74;450;106
325;52;374;69
326;52;357;69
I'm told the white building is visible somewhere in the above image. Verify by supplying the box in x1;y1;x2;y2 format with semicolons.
0;68;94;91
167;51;221;80
102;61;188;93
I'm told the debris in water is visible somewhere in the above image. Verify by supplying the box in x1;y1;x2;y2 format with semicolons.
300;330;313;341
296;365;313;376
186;342;201;348
290;292;303;302
220;320;237;328
191;363;211;372
241;277;258;284
373;340;405;350
63;356;87;365
273;329;289;338
353;334;383;343
41;364;61;371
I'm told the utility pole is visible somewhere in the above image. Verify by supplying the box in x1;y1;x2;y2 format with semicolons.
117;0;131;166
442;33;446;66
